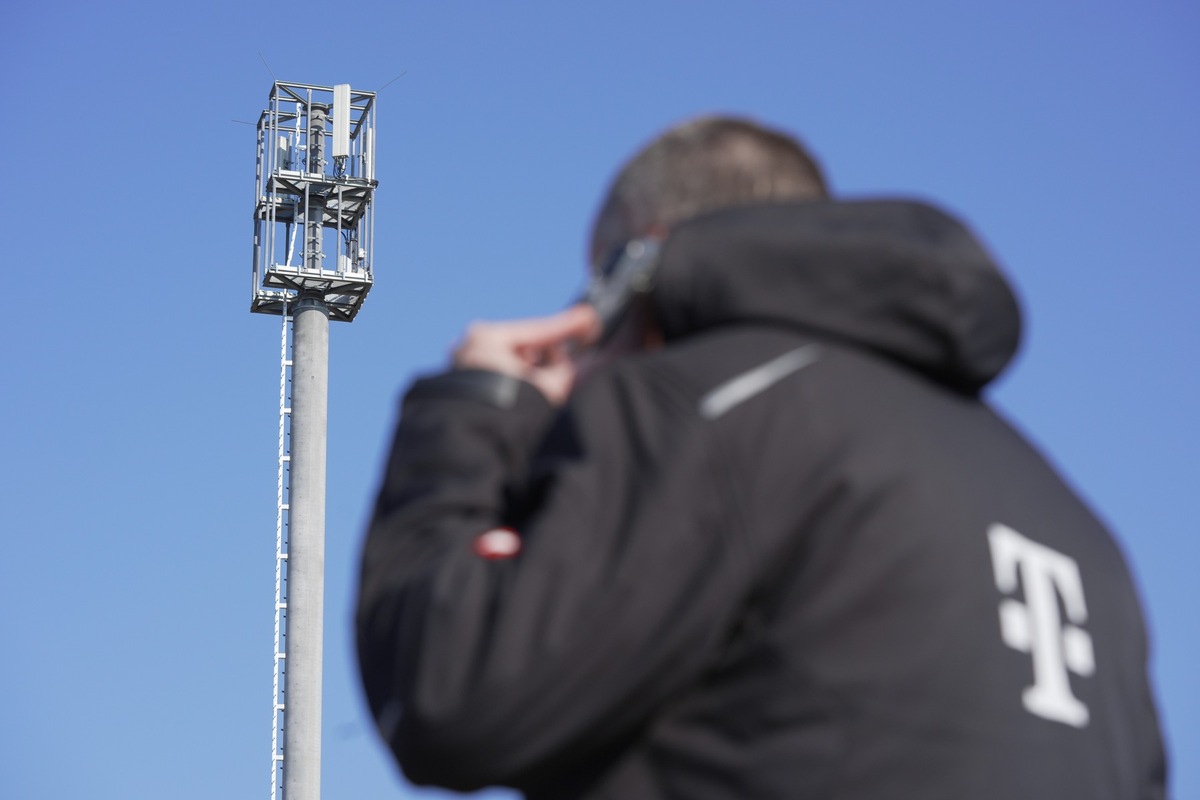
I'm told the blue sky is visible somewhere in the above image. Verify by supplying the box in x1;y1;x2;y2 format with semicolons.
1;2;1195;798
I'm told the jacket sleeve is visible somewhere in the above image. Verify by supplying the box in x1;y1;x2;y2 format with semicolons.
356;363;753;792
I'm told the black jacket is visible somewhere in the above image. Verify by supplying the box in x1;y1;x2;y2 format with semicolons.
357;201;1166;799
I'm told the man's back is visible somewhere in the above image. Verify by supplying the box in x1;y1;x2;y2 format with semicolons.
357;201;1165;799
576;321;1165;799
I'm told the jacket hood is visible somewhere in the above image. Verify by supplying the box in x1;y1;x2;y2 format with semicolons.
651;200;1022;393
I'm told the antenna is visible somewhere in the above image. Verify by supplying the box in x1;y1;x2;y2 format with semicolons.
258;52;278;82
376;70;407;92
249;80;379;800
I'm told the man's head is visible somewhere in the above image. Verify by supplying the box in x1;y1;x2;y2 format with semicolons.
589;115;829;266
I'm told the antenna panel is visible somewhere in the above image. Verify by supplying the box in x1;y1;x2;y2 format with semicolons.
363;127;373;180
332;84;350;159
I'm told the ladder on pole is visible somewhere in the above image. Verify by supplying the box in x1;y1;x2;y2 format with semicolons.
271;304;293;800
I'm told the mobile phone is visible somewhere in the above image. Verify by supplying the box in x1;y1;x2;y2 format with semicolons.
582;237;662;350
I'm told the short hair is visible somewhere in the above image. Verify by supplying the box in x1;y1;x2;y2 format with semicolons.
591;115;829;260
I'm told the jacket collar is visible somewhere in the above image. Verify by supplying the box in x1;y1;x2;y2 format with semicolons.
652;200;1022;393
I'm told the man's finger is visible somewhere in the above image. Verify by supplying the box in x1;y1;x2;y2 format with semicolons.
493;305;599;348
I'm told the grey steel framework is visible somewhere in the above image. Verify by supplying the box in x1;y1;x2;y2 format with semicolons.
251;81;378;800
252;81;378;321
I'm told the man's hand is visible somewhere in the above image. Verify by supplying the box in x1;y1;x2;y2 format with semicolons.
453;305;600;406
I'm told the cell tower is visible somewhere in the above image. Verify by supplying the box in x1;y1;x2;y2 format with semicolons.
251;81;378;800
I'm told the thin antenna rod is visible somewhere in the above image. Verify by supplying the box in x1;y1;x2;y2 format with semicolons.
376;71;407;92
259;52;278;82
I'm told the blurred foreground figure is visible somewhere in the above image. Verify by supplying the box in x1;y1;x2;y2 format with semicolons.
357;118;1166;799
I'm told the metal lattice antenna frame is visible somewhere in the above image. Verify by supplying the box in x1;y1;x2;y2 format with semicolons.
252;81;378;321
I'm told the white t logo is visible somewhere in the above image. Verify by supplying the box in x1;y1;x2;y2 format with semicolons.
987;523;1095;728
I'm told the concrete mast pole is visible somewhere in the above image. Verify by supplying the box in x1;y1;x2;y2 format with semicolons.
285;103;330;800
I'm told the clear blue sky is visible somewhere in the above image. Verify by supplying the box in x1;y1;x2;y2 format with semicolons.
1;2;1195;798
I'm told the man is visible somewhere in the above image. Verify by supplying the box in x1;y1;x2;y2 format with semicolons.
357;117;1166;799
